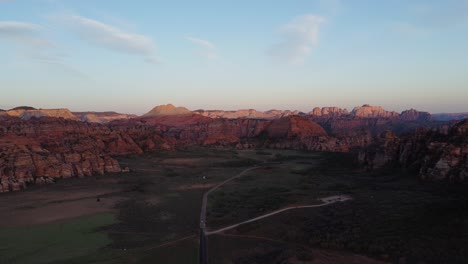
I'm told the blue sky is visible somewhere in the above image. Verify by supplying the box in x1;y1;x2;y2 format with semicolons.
1;0;467;114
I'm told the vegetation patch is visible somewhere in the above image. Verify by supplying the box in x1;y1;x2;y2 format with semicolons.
0;213;115;264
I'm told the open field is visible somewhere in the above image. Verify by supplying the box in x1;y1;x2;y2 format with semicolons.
0;213;115;264
0;147;467;263
206;151;468;263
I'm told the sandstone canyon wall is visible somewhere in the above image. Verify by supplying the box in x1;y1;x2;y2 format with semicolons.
0;104;464;193
359;119;467;181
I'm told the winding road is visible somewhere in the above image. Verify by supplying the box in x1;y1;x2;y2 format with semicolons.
198;164;352;264
199;166;263;264
206;196;351;235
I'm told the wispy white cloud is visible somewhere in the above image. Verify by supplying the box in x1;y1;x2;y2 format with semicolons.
0;20;87;77
269;14;325;65
0;21;53;47
1;21;61;62
57;15;158;63
186;36;218;59
187;36;215;49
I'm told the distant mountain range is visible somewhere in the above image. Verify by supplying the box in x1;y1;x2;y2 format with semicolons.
432;112;468;121
0;103;466;193
3;103;463;123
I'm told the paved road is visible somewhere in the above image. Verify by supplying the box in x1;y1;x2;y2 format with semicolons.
206;195;352;235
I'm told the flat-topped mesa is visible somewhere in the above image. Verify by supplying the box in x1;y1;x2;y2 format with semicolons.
73;111;137;123
399;109;432;121
6;107;78;120
143;104;192;117
351;104;399;118
309;107;349;117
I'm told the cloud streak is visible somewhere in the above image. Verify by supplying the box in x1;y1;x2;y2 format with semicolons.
0;21;53;47
0;20;87;77
0;21;61;62
186;36;217;59
269;14;325;65
58;15;157;62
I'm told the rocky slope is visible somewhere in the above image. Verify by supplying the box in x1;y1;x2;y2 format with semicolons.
0;116;150;192
359;119;468;181
0;104;464;193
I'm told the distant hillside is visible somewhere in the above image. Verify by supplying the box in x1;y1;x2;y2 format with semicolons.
143;104;192;116
9;106;37;111
6;108;77;120
194;104;431;121
432;112;468;121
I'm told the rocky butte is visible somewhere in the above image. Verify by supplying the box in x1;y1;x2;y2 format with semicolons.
143;103;192;116
0;103;466;192
351;104;400;118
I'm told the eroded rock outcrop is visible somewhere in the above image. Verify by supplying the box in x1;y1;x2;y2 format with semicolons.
0;116;150;192
351;104;399;118
1;105;464;193
309;107;348;117
399;109;431;121
359;119;468;181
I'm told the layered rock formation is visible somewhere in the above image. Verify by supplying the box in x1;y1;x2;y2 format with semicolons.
399;109;431;121
3;107;136;124
6;107;77;120
0;103;465;193
309;107;348;117
351;104;399;118
194;109;305;119
359;119;468;181
0;116;149;192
